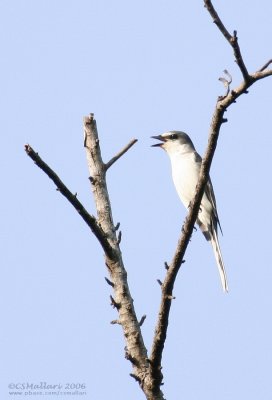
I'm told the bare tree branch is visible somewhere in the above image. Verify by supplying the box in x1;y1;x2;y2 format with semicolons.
25;119;165;399
149;0;272;385
105;277;114;287
258;59;272;72
150;107;224;374
25;1;272;398
83;114;165;400
218;69;232;97
83;113;138;172
204;0;249;81
204;0;272;81
24;144;112;256
139;315;147;327
105;138;138;170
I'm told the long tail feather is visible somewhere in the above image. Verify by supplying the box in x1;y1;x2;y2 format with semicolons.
210;233;228;292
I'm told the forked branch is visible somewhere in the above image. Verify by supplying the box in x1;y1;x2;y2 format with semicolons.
25;117;166;399
25;1;271;398
149;0;272;384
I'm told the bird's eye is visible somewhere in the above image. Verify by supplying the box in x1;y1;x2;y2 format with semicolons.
169;134;178;140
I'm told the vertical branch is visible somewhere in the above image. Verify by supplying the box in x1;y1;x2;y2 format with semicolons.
149;0;272;387
84;114;115;241
83;114;165;400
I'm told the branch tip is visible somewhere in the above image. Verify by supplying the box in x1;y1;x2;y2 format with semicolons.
139;315;146;327
117;231;122;244
125;351;139;366
204;0;249;80
105;138;138;170
166;294;176;300
110;295;121;310
105;277;114;287
219;70;232;97
111;319;121;325
84;113;95;125
258;59;272;72
129;374;141;383
114;222;120;231
89;176;96;184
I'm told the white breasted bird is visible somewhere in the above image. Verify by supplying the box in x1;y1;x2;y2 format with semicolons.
152;131;228;292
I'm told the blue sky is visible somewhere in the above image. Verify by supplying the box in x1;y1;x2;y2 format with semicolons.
1;1;272;399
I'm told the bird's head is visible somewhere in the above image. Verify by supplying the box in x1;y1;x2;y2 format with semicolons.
151;131;195;154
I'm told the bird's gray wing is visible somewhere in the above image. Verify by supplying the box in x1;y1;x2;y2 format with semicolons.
205;179;223;236
193;151;202;165
193;151;223;236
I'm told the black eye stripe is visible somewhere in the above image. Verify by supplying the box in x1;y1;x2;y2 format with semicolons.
169;134;178;140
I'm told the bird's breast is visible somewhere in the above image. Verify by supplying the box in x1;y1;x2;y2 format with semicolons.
169;152;200;208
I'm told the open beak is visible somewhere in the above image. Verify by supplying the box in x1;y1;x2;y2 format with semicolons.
151;135;166;147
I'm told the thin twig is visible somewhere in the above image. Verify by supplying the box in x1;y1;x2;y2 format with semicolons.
204;0;249;81
258;59;272;72
110;295;121;309
105;139;138;170
105;277;114;287
111;319;122;325
218;69;232;98
117;230;122;244
139;315;147;327
24;144;113;256
114;222;120;231
204;0;232;42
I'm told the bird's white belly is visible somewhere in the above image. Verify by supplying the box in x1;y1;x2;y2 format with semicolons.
170;152;199;209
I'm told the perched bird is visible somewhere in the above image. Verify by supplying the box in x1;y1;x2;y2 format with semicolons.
152;131;228;292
